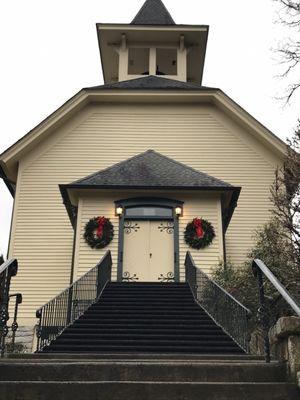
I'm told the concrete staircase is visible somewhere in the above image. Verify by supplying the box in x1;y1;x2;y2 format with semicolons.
41;282;244;354
0;354;299;399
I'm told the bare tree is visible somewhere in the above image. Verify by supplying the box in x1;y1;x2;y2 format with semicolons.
270;123;300;268
274;0;300;102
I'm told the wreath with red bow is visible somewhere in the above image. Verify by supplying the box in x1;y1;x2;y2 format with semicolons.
84;216;114;249
184;218;215;250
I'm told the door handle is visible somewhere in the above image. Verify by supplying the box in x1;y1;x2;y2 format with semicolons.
149;253;152;258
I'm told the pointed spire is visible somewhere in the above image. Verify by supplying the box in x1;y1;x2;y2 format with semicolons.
131;0;175;25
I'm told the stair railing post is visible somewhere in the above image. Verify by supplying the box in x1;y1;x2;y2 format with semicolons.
8;293;22;353
97;261;102;298
36;308;42;352
185;252;197;299
0;260;18;358
66;286;73;326
0;272;9;358
252;261;271;363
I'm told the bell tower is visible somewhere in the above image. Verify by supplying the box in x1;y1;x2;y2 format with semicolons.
97;0;209;84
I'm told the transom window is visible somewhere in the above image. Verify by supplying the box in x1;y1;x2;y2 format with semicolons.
125;206;173;218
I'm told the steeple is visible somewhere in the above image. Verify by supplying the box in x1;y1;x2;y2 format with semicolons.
131;0;175;25
96;1;209;85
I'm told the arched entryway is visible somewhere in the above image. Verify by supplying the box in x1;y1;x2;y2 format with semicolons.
115;197;183;282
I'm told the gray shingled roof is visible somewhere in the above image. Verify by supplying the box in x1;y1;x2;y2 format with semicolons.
68;150;233;189
86;75;216;91
131;0;175;25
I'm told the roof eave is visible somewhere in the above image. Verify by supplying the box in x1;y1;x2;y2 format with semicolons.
61;184;240;191
96;23;209;30
0;88;287;179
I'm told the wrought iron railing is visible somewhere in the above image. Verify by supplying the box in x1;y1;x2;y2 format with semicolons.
185;252;251;352
0;258;19;357
36;250;112;352
8;293;22;353
252;258;300;363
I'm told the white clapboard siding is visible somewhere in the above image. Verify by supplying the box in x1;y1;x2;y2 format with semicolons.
8;103;281;324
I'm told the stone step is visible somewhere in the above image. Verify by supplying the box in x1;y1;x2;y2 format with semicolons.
78;313;214;320
64;327;225;335
83;309;207;316
0;381;298;400
72;318;221;330
53;337;235;345
88;303;203;310
5;353;267;361
0;361;287;382
61;332;228;340
42;344;243;353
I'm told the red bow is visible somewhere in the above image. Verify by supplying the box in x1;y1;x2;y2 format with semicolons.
193;218;204;239
96;217;106;238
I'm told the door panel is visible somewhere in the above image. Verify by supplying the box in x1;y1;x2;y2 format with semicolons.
122;219;174;282
123;221;150;281
150;221;174;281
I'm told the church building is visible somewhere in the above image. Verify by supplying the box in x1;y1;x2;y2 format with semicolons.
0;0;286;353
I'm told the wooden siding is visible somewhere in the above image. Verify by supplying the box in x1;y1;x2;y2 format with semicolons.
8;103;281;325
74;192;223;283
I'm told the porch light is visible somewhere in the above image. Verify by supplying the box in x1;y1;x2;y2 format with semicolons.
175;206;182;217
115;206;123;217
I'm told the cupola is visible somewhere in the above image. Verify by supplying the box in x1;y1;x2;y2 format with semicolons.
96;0;209;84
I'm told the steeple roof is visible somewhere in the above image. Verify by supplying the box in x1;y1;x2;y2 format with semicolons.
131;0;175;25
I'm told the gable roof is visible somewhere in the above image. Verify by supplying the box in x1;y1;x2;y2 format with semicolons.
60;150;241;229
66;150;235;189
131;0;175;25
0;87;287;194
86;75;215;91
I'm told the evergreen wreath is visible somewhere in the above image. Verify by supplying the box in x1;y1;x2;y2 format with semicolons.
184;218;215;250
84;216;114;249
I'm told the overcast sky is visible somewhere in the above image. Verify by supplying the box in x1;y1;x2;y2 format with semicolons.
0;0;299;256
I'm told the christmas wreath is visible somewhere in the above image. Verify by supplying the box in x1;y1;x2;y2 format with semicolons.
84;216;114;249
184;218;215;250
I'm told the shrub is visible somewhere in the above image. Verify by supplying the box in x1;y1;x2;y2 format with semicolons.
213;219;300;327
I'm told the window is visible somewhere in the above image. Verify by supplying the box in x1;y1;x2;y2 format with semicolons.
128;48;150;75
125;206;172;218
156;48;177;76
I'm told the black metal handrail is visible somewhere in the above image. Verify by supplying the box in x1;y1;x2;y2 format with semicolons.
36;250;112;352
0;259;18;357
252;258;300;363
8;293;22;353
185;252;251;352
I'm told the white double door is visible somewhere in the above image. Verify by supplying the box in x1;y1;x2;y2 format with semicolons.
123;220;174;282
